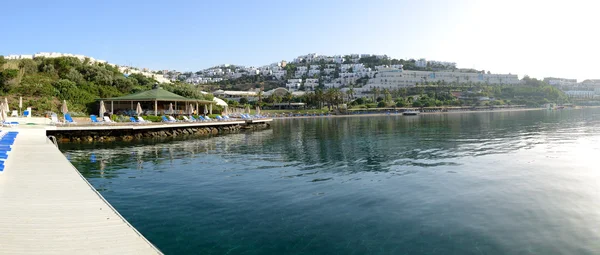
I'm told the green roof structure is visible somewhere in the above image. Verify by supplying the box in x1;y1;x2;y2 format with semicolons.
101;88;213;103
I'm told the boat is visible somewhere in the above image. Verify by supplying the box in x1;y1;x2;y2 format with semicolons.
402;111;419;116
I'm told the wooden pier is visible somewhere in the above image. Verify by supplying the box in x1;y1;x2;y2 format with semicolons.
0;128;162;254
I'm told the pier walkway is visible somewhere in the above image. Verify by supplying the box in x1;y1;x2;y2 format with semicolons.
0;128;161;254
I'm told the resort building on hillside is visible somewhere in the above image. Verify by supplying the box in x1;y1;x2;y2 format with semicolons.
354;67;521;94
564;90;596;98
544;77;578;87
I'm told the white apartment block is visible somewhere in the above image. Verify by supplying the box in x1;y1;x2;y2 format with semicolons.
357;68;521;93
580;79;600;88
429;60;457;68
272;70;286;79
544;78;577;87
333;55;344;64
308;69;321;77
415;58;427;68
565;90;596;98
4;54;33;60
360;54;371;58
323;68;336;75
304;78;319;90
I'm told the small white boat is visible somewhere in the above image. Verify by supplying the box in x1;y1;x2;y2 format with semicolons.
402;111;420;116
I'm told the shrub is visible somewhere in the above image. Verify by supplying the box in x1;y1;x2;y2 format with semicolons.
142;115;163;122
377;101;386;107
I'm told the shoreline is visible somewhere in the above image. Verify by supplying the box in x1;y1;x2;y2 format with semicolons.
269;107;588;120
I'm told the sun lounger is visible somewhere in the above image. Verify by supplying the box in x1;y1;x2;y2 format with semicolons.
137;116;151;123
64;113;77;124
51;114;64;125
182;116;193;122
204;116;213;121
168;116;178;122
90;115;102;124
129;116;140;123
161;116;175;123
102;116;114;123
188;116;199;122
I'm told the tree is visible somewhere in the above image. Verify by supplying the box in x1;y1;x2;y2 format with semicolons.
384;88;392;104
257;89;264;106
272;95;282;109
347;87;355;101
239;97;249;104
0;56;6;70
284;92;293;107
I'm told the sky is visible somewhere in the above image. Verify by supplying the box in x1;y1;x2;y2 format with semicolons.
2;0;599;80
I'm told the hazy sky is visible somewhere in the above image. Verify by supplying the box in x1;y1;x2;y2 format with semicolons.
2;0;598;80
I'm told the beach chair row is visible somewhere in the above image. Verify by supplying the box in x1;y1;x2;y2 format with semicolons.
90;115;152;124
0;131;18;172
161;115;233;123
50;113;77;125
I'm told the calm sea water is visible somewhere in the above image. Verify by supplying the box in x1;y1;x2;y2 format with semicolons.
62;109;600;255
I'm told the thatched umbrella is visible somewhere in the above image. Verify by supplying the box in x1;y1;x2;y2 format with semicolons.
99;100;106;117
61;100;68;114
136;102;143;116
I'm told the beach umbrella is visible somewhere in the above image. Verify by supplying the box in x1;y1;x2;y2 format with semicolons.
61;100;68;114
99;100;106;117
246;105;250;114
19;97;22;114
4;98;9;112
136;102;143;116
0;103;4;122
168;103;174;114
256;106;260;115
189;104;194;115
204;104;208;115
223;106;228;116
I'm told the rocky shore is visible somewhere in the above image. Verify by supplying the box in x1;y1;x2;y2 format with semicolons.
47;123;270;143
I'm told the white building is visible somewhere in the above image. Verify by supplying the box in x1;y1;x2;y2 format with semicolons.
286;78;303;90
304;78;319;90
415;58;427;68
308;69;321;77
565;90;596;98
272;70;286;79
333;55;344;64
544;77;577;87
358;67;521;93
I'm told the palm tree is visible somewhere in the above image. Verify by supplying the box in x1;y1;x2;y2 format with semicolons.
315;88;324;109
348;87;355;101
284;92;293;108
257;89;264;105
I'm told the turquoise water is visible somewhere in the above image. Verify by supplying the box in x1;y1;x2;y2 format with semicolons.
62;109;600;254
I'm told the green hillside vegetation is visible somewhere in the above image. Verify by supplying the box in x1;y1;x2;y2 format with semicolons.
0;56;210;115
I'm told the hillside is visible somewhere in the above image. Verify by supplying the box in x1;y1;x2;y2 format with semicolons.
0;56;210;115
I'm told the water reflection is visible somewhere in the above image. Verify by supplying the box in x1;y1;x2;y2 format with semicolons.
63;109;600;180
